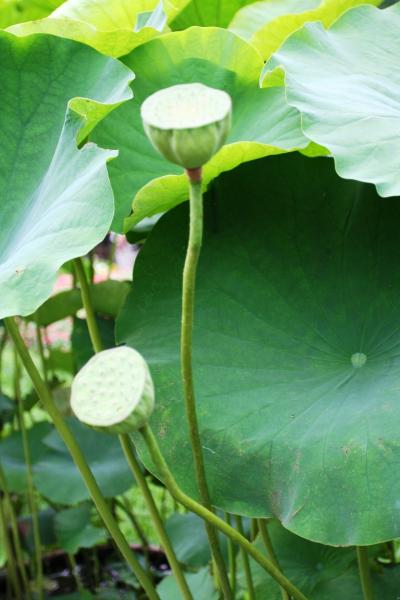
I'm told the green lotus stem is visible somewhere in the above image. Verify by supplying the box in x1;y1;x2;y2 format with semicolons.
140;424;309;600
357;546;374;600
161;486;168;520
181;169;232;599
107;235;118;278
0;464;31;599
120;434;193;600
225;513;237;596
73;259;191;599
0;327;7;386
124;498;149;547
258;519;289;600
115;496;151;570
235;515;256;600
88;251;95;283
250;518;259;541
4;317;160;600
34;314;48;383
13;349;44;600
73;257;103;354
0;494;22;599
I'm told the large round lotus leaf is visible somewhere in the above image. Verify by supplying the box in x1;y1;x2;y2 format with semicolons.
0;32;133;320
32;417;134;504
118;153;400;546
262;4;400;197
91;26;308;231
8;0;169;58
229;0;380;60
241;520;400;599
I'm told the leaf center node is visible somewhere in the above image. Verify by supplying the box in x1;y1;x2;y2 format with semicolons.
351;352;367;368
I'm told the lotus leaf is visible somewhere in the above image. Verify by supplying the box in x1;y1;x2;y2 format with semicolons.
91;26;308;231
119;154;400;545
171;0;258;28
0;31;133;320
8;0;184;57
261;4;400;197
240;521;399;599
230;0;381;60
0;0;63;28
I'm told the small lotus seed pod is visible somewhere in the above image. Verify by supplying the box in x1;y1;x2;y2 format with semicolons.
141;82;232;169
70;346;154;434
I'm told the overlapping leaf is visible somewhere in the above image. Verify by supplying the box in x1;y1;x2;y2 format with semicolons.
0;0;63;28
91;26;308;231
170;0;257;28
262;3;400;197
240;521;399;599
158;568;218;600
0;419;133;504
8;0;180;57
55;504;106;553
120;153;400;545
33;418;134;504
0;32;133;319
29;280;130;326
229;0;380;60
164;0;191;20
0;422;52;494
166;513;228;569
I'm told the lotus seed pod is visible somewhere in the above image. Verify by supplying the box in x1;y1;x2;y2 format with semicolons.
70;346;154;434
141;83;232;169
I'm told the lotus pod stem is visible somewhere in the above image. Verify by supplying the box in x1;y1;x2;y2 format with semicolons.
4;317;160;600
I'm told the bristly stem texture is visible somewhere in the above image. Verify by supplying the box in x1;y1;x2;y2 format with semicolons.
140;424;309;600
75;256;192;600
74;257;103;354
182;168;232;599
120;435;193;600
357;546;374;600
4;317;160;600
34;314;48;383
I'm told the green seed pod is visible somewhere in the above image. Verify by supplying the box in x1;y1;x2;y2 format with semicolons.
141;83;232;169
70;346;154;434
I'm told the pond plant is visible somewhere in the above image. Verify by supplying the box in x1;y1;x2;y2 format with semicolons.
1;0;400;599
